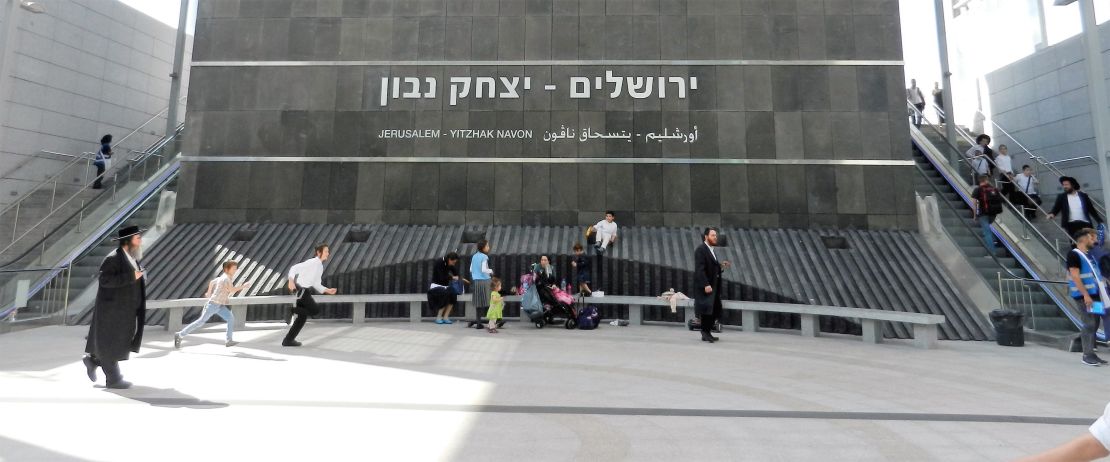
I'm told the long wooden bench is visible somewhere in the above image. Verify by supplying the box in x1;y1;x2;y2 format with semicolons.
147;293;946;349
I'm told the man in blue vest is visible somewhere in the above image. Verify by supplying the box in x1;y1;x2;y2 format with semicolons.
1068;228;1110;366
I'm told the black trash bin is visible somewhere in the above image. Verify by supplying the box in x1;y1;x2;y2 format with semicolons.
989;309;1025;347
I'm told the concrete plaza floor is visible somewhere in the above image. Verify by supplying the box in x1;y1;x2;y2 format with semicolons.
0;321;1107;461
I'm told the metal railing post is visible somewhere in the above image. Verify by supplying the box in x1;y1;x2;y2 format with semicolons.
11;202;18;243
61;267;70;326
49;180;57;212
997;272;1004;308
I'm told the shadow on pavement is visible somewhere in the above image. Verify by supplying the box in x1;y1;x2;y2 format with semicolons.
105;385;228;409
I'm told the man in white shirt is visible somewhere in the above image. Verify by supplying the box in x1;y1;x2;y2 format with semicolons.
995;144;1015;198
282;244;338;347
1017;401;1110;461
907;79;926;127
593;211;619;253
1014;165;1041;220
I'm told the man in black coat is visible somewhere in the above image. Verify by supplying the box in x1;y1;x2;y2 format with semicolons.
693;228;730;343
82;225;147;389
1048;176;1104;241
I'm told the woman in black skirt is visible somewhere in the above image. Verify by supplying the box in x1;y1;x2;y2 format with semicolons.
428;252;460;324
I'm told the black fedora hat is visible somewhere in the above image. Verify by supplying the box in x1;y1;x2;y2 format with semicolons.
1059;176;1081;190
111;225;144;241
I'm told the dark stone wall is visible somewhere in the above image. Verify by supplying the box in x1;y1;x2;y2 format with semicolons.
178;0;915;229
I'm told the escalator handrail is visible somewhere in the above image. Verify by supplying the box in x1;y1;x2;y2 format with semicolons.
908;102;1071;262
0;128;183;268
973;109;1106;218
0;160;179;319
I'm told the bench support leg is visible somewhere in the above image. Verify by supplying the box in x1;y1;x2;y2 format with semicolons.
464;300;475;321
166;307;183;332
800;314;818;337
231;305;247;330
861;319;881;344
409;302;421;323
629;305;642;325
742;310;758;332
352;303;366;324
914;324;938;349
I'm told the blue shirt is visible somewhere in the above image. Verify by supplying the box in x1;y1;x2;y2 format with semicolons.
95;142;111;163
470;252;490;281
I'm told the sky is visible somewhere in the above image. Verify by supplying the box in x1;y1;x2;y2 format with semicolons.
119;0;196;33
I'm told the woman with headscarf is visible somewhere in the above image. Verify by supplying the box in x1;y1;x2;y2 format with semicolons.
428;252;461;324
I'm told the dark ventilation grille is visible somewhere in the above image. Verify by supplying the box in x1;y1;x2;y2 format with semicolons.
344;230;371;243
821;236;850;250
461;230;486;244
230;229;257;242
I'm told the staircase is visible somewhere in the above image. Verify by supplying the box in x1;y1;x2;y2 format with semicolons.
11;179;172;325
911;134;1078;346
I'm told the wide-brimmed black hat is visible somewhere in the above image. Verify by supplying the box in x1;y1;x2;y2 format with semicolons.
111;225;144;241
1059;176;1081;190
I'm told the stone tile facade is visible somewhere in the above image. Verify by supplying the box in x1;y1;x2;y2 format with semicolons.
178;0;914;229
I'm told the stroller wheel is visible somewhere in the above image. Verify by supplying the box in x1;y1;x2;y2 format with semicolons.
534;319;545;329
565;318;577;329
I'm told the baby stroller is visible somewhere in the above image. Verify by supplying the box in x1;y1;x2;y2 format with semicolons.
518;271;578;329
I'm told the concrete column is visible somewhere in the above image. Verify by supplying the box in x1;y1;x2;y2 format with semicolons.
861;319;881;344
166;307;183;332
914;324;939;349
800;314;818;337
934;0;958;159
629;305;642;325
164;0;189;136
1077;0;1110;216
409;301;421;323
231;305;247;329
352;302;366;324
741;310;758;332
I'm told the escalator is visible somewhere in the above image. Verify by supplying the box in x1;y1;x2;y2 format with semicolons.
909;104;1082;347
0;127;183;332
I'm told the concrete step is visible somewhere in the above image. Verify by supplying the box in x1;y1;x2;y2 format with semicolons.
1024;329;1078;351
1022;317;1076;333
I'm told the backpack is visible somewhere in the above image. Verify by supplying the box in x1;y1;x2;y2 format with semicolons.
577;305;600;330
979;186;1003;216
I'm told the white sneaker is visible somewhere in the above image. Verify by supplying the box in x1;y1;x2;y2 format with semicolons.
225;340;239;347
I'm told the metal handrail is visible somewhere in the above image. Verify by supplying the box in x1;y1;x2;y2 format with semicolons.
0;155;179;321
37;150;88;160
110;95;187;150
973;109;1105;216
911;158;1039;281
911;117;1081;332
0;127;183;265
0;97;187;219
0;152;94;217
909;102;1072;258
1046;155;1098;166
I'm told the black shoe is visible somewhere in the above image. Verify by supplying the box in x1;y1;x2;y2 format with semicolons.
105;379;132;389
282;340;302;347
710;335;720;341
81;356;98;382
1083;355;1102;366
701;332;715;343
496;319;506;329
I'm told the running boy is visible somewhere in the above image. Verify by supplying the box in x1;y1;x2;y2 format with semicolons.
175;261;249;348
